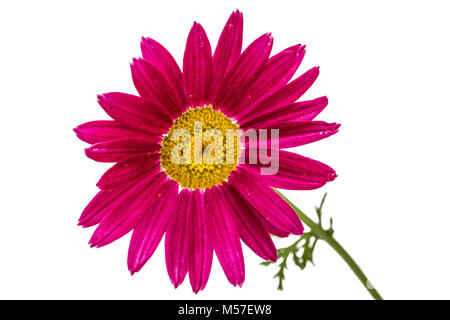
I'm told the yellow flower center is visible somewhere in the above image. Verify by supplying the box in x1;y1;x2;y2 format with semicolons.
160;105;241;190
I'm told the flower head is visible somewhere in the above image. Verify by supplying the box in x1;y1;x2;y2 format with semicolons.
74;10;339;293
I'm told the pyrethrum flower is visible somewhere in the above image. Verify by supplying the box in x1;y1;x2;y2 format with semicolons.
74;10;339;293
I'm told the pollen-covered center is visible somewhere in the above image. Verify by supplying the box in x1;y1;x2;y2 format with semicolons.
160;105;241;190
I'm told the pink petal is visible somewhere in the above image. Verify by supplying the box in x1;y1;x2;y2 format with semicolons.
89;172;168;248
225;184;277;261
240;96;328;129
183;22;213;106
97;92;172;134
247;121;340;149
188;190;212;293
131;58;185;118
78;187;127;228
74;120;150;145
205;186;245;287
84;137;160;163
141;37;184;106
127;180;178;275
229;44;305;117
165;189;191;288
236;66;320;122
210;10;243;99
96;153;161;190
262;221;290;238
214;33;273;114
241;149;337;190
229;168;304;235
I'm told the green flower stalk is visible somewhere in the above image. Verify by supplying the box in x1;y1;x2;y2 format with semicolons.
262;191;383;300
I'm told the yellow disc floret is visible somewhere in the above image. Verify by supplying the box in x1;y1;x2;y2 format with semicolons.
160;105;241;190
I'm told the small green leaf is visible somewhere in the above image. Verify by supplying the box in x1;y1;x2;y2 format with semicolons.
261;193;333;290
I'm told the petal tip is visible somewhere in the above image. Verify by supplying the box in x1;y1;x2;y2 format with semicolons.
191;286;202;294
192;21;202;29
128;249;150;276
296;223;305;236
96;93;103;100
140;36;151;45
84;147;93;159
131;57;141;67
329;170;338;181
297;45;306;58
319;95;328;105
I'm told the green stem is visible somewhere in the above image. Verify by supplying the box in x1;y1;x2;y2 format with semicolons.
277;191;383;300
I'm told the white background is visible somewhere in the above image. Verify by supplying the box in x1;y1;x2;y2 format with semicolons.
1;0;449;299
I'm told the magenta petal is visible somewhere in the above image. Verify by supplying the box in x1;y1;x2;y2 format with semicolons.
84;137;160;163
97;154;160;190
229;45;305;117
131;58;185;118
262;221;290;238
78;188;125;228
183;22;213;106
97;92;172;134
251;121;340;149
74;120;149;145
229;168;304;235
225;184;277;261
215;33;273;114
127;180;178;275
241;149;337;190
188;190;212;293
165;189;191;288
89;172;168;247
241;96;328;128
236;66;320;122
205;186;245;287
141;37;184;104
210;10;243;99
